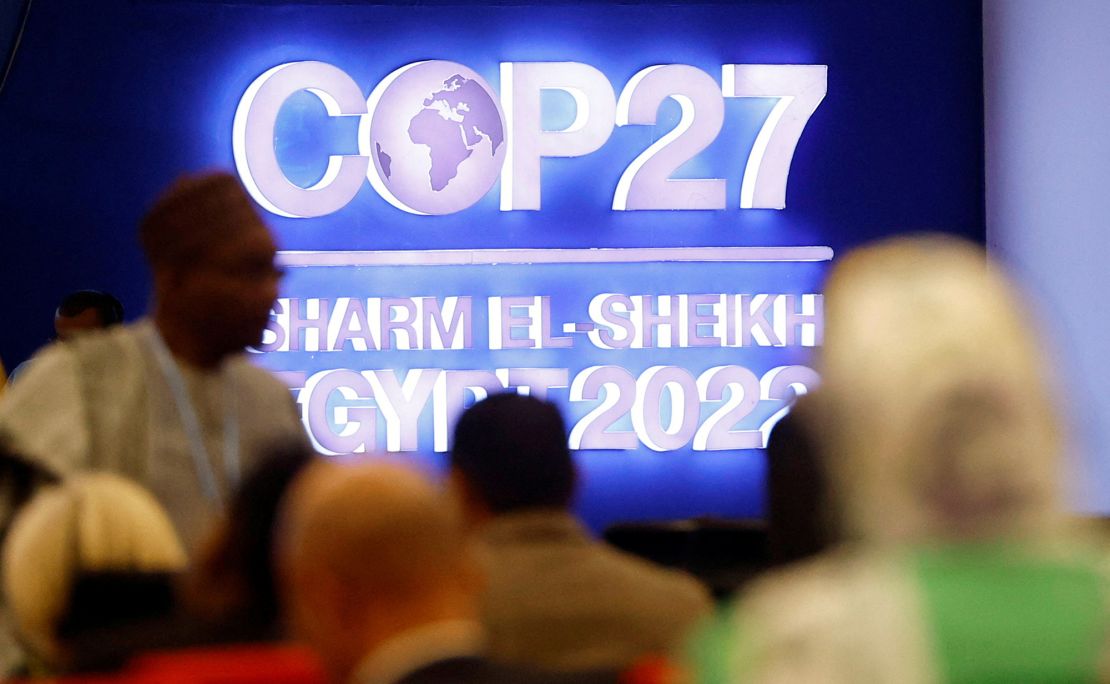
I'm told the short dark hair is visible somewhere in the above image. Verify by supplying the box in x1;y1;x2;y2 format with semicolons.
138;171;265;271
56;290;124;326
207;441;316;629
450;393;575;513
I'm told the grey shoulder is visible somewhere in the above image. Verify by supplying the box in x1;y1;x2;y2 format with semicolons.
598;542;714;609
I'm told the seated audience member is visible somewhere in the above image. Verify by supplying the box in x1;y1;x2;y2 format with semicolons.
277;460;615;684
450;394;712;672
7;289;125;385
688;235;1110;682
764;396;833;567
22;442;323;674
2;473;187;676
53;289;125;341
0;171;307;552
184;442;317;642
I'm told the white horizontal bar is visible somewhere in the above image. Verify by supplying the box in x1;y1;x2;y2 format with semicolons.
276;246;834;267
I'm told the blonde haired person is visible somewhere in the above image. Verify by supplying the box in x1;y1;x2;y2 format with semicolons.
690;235;1110;683
2;472;187;674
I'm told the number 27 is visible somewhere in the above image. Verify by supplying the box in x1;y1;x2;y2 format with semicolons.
613;64;827;211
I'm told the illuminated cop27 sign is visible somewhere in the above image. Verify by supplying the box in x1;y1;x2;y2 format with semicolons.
233;60;827;216
233;56;831;469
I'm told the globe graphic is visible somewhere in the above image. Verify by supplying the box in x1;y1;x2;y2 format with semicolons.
361;61;506;215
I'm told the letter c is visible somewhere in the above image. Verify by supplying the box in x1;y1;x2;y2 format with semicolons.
233;61;368;218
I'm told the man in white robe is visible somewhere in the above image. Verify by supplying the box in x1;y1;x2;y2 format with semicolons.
0;171;307;553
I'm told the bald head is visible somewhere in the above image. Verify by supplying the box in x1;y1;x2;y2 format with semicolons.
278;461;480;680
282;461;470;597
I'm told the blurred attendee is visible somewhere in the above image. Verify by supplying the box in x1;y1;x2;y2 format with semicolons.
53;289;125;341
8;289;125;385
9;445;326;678
0;171;307;552
0;356;6;394
37;444;324;675
450;393;712;672
2;473;187;675
184;441;317;642
764;396;833;567
277;460;613;684
689;235;1110;683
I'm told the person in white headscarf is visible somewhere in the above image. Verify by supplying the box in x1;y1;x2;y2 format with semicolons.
689;235;1110;683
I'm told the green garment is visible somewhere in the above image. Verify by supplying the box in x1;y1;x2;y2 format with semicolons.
691;545;1108;683
914;546;1105;683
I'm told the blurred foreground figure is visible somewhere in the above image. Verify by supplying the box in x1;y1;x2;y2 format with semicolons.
0;172;307;551
690;235;1110;683
185;442;317;642
764;396;832;567
278;461;615;684
2;473;186;675
451;393;712;672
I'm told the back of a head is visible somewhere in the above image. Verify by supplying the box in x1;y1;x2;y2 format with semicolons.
188;442;316;631
139;171;265;272
2;473;187;666
280;461;473;608
765;398;831;566
451;393;575;514
56;290;125;328
815;234;1063;544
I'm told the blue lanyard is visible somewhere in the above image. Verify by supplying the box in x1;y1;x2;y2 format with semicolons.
148;328;239;504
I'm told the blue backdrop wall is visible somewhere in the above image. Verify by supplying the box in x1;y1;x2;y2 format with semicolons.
0;0;984;531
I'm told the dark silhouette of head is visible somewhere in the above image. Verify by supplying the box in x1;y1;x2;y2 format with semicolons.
450;393;575;515
187;441;316;637
54;290;124;341
765;397;832;567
